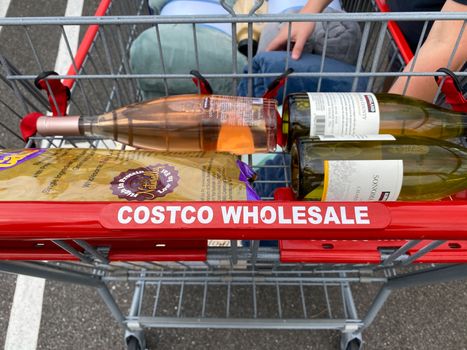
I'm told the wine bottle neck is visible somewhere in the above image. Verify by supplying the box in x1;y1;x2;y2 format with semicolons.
36;116;81;136
78;116;96;135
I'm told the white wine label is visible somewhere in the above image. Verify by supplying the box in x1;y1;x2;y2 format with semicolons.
317;135;395;141
307;93;380;136
321;160;403;201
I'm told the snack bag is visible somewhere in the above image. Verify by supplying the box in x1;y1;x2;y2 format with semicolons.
0;149;259;201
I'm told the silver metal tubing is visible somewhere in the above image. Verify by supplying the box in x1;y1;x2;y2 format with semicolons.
363;264;467;330
402;20;429;96
10;70;466;81
280;22;292;107
317;24;330;92
133;317;363;330
387;264;467;290
230;20;238;95
361;285;391;331
0;13;465;26
192;23;201;94
153;24;169;96
98;26;123;106
381;240;422;267
97;285;127;327
0;261;103;287
247;22;253;97
340;273;358;321
103;276;387;285
128;280;145;318
433;20;467;102
151;280;162;317
61;25;95;115
366;21;388;91
74;240;110;264
275;278;283;318
52;240;94;264
400;240;446;266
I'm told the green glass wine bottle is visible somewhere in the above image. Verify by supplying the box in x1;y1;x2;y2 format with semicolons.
291;135;467;201
282;92;467;149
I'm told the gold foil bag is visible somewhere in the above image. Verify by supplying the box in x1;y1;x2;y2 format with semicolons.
0;149;257;201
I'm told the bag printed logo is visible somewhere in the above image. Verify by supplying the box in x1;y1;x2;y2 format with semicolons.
0;149;45;170
110;164;179;201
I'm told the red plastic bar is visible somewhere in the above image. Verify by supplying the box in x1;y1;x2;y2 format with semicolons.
280;240;467;264
374;0;414;64
0;201;465;241
0;239;207;261
62;0;112;89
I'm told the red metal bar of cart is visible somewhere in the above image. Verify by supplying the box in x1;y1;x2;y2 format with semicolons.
280;240;467;264
0;239;207;261
374;0;413;64
0;201;465;240
62;0;112;89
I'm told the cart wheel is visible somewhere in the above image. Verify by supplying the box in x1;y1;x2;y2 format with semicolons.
127;336;142;350
345;338;362;350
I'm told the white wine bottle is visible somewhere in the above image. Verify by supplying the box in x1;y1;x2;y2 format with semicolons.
282;92;467;149
36;94;277;155
291;135;467;201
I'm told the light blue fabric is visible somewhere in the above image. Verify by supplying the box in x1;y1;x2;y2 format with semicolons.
148;0;236;14
130;24;246;99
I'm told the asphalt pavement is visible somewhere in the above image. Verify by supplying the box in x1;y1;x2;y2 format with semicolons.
2;271;467;349
0;1;467;350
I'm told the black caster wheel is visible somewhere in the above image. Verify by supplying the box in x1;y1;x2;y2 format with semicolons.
127;336;142;350
346;338;362;350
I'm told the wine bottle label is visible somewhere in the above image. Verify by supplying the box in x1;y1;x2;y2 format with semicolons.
307;93;380;136
204;96;266;125
318;160;403;202
317;135;395;141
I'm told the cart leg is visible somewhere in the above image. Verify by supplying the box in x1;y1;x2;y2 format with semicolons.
0;261;128;330
362;264;467;331
124;280;146;350
340;332;363;350
340;275;363;350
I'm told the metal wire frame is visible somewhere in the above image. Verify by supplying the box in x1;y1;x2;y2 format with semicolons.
0;3;466;349
4;2;463;155
0;1;459;157
0;0;463;272
0;10;465;128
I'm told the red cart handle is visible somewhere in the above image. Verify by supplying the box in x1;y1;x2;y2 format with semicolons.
190;70;213;95
34;71;70;116
20;71;71;141
435;68;467;113
263;68;294;147
262;68;294;100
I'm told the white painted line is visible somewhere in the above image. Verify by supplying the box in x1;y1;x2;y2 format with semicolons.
54;0;84;75
2;1;47;349
0;0;12;33
40;0;84;151
4;275;46;350
5;3;87;350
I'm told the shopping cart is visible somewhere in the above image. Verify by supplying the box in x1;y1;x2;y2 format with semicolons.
0;1;466;349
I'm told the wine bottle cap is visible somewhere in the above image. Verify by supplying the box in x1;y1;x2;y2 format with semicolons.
36;116;81;136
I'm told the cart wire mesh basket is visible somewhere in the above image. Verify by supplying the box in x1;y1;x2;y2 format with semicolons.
0;1;466;349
